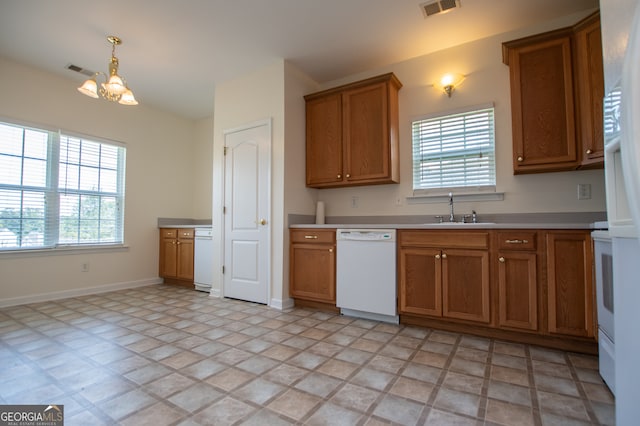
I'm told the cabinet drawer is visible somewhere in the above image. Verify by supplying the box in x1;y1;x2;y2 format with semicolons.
177;229;194;239
399;230;489;249
291;229;336;244
161;229;177;238
497;231;537;251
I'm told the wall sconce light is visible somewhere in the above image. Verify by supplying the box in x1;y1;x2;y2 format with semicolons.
439;73;465;97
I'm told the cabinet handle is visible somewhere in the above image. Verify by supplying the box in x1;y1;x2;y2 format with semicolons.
435;254;441;260
176;241;181;245
517;156;524;162
505;239;528;244
442;253;447;259
346;173;351;178
586;149;593;154
499;256;505;263
337;174;342;179
172;241;176;245
304;235;318;239
183;232;189;236
329;248;333;253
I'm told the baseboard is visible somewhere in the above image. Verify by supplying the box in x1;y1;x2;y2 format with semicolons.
0;277;163;308
209;288;221;298
270;297;294;311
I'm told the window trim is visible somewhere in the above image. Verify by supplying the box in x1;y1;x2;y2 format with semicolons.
411;103;497;196
0;117;127;253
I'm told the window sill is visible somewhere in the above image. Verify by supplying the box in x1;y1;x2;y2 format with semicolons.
0;244;129;258
407;191;505;204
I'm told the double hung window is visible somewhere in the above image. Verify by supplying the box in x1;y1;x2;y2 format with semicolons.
0;120;126;250
412;105;496;193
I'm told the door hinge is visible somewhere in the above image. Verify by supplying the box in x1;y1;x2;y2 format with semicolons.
222;266;225;274
223;146;227;156
223;206;226;214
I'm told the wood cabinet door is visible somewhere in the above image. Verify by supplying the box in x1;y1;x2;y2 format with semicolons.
305;93;343;187
546;232;594;337
160;236;178;278
290;243;336;302
498;252;538;331
398;247;442;317
506;32;579;173
177;237;194;281
575;13;605;167
442;249;490;323
342;82;391;184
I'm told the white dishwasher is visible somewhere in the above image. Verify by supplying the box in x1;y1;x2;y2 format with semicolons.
336;229;398;324
194;227;213;292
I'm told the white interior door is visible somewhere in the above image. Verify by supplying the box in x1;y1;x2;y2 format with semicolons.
223;120;270;304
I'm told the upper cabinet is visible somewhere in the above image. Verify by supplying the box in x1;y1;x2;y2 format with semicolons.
574;12;605;167
304;73;402;188
503;12;604;174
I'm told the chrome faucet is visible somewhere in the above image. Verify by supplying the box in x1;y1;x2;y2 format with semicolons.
448;192;455;222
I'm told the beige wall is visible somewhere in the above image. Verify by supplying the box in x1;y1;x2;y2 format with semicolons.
193;116;214;219
0;7;606;306
0;57;197;305
308;10;606;219
211;60;287;306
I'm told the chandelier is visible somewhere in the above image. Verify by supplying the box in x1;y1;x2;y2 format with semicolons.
77;36;138;105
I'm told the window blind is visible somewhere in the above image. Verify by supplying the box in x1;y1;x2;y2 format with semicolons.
412;107;496;191
0;121;125;250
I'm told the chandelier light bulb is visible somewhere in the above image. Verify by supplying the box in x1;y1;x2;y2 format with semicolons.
76;35;138;105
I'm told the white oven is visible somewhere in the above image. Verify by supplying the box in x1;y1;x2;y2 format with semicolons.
592;228;615;394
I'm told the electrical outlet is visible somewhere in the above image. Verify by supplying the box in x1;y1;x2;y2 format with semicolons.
577;183;591;200
81;262;90;272
351;196;359;208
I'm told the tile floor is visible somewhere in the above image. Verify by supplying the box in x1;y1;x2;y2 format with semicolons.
0;285;615;425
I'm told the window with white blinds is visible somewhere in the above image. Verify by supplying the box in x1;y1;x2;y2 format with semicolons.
0;120;126;250
412;106;496;192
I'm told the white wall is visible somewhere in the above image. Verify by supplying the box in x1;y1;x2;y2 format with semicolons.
0;57;197;305
307;10;606;219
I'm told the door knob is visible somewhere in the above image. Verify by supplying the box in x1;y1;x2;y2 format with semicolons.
259;219;268;225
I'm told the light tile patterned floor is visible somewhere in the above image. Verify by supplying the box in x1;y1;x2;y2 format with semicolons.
0;285;615;425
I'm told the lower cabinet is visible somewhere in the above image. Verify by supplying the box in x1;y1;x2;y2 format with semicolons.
398;231;490;324
289;227;596;353
546;231;595;338
289;229;336;305
159;228;194;287
496;231;539;331
397;228;595;353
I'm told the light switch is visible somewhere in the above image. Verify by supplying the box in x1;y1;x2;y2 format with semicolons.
578;183;591;200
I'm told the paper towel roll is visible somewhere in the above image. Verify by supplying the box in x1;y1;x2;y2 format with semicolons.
315;201;325;225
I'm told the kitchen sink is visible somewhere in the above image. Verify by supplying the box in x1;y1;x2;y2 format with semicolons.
427;222;495;226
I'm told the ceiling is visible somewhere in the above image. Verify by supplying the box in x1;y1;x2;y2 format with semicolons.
0;0;598;120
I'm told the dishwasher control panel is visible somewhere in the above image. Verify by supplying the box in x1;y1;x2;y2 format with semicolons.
336;229;395;241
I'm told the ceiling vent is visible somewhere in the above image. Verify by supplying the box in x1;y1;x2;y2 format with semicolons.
65;63;95;77
420;0;461;18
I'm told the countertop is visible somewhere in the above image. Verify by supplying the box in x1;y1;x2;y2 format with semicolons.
290;223;601;230
157;217;212;229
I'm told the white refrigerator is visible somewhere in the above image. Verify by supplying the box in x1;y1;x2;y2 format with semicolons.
600;0;640;424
